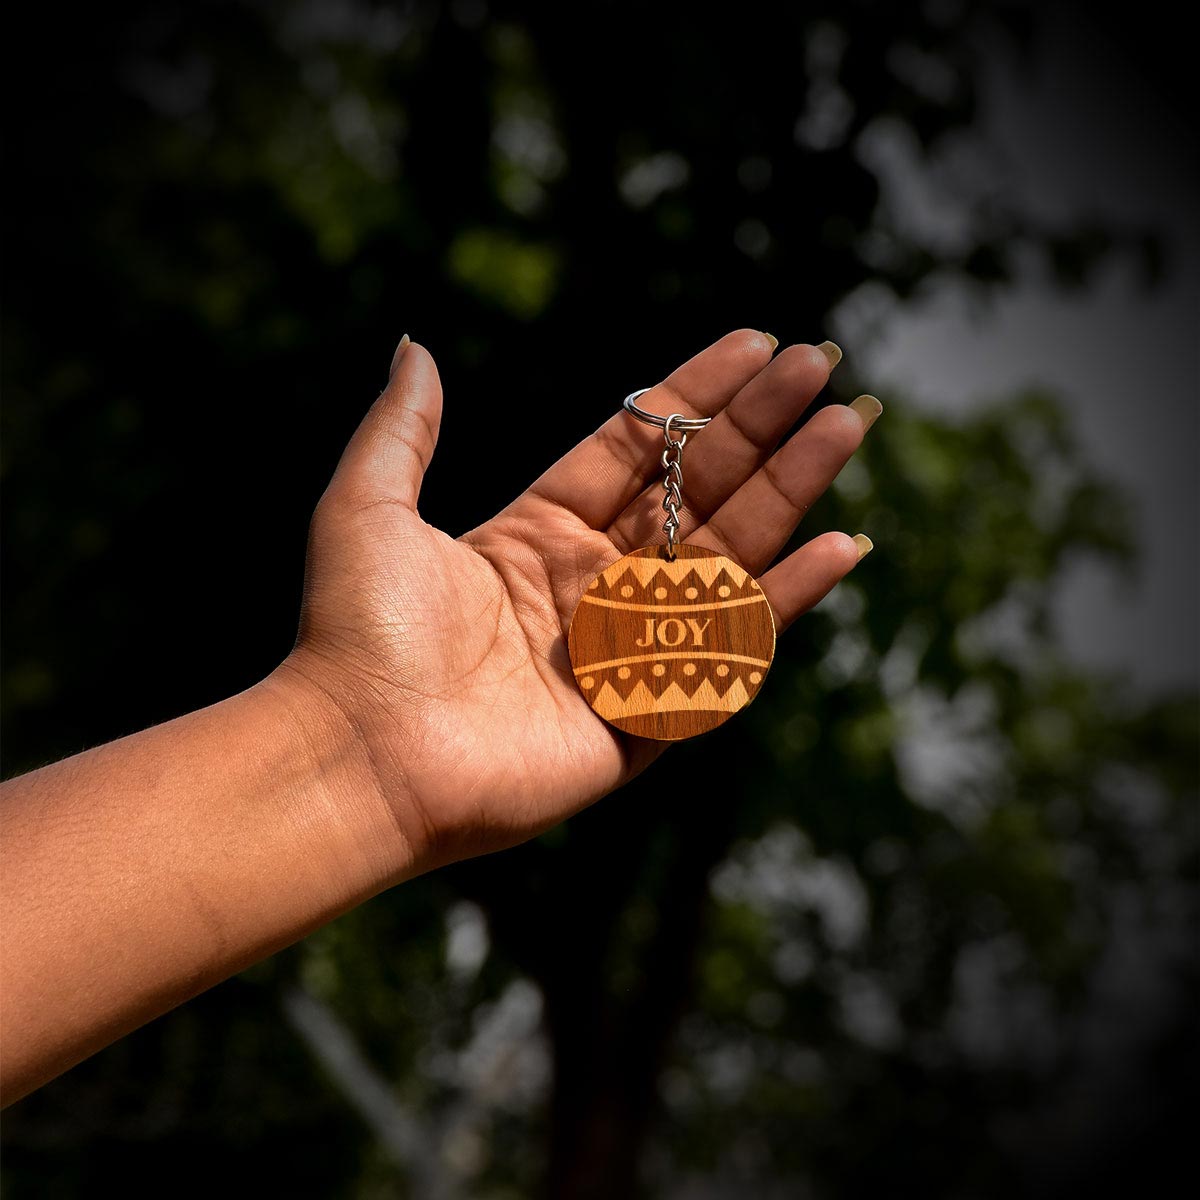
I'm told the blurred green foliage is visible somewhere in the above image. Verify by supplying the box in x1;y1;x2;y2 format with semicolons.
2;2;1194;1198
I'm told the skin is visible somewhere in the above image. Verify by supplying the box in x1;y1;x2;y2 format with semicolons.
0;328;875;1106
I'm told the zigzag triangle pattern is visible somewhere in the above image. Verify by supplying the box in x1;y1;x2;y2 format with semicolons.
591;676;751;720
598;555;750;592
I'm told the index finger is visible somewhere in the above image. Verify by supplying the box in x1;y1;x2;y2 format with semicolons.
523;328;777;530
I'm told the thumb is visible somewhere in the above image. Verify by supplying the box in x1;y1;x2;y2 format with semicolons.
331;334;444;512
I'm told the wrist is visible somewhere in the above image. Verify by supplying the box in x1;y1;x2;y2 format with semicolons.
261;653;422;897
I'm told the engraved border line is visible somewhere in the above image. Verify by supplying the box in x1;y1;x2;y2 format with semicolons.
573;651;773;675
579;594;767;613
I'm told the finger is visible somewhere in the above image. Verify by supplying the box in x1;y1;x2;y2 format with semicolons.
608;342;840;551
330;335;444;512
687;402;872;575
758;532;873;635
524;328;777;529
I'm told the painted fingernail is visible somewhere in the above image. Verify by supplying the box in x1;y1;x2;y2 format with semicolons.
853;533;874;562
849;393;883;432
817;340;843;368
762;331;779;351
389;333;411;379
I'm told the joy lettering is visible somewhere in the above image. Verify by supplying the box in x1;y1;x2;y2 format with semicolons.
635;617;712;648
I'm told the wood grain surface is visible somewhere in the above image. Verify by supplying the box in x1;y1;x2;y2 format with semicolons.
567;543;776;741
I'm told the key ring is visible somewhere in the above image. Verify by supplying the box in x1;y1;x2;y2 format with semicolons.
622;388;712;432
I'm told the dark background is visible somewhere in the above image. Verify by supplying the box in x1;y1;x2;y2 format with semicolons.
2;2;1196;1197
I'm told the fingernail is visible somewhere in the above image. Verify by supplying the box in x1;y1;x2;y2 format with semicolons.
389;333;411;379
852;533;874;562
849;393;883;432
762;331;779;351
817;340;842;368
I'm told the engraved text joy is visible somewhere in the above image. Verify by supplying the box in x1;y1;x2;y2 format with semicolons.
634;617;712;648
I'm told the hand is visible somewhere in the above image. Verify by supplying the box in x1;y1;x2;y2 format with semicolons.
279;329;878;879
0;327;879;1104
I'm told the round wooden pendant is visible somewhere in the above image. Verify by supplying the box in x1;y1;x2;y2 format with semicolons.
567;543;776;741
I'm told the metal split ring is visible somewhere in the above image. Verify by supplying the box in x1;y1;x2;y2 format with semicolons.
622;388;713;433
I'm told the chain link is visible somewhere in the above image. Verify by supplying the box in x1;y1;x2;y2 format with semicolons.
622;391;711;562
660;414;688;560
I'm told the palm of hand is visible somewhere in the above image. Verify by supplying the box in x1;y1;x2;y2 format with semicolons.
290;330;872;874
310;497;658;866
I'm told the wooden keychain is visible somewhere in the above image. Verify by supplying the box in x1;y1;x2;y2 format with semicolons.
567;389;776;741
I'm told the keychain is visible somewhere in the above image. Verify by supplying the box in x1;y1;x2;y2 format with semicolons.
567;389;776;741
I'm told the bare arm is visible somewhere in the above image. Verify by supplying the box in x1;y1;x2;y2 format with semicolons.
1;329;878;1105
0;668;400;1105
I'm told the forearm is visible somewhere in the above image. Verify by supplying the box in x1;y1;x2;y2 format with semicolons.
0;666;407;1106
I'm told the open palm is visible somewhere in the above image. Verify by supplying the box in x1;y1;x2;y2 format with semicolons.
285;329;875;877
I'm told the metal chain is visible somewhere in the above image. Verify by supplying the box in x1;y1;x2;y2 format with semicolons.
660;414;688;560
621;392;710;561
